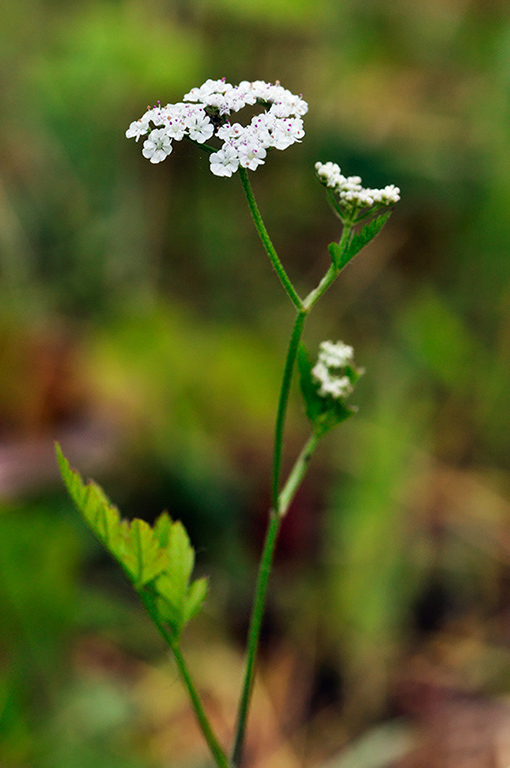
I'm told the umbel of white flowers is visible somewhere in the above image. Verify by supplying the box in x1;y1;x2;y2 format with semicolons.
312;340;362;400
126;78;308;177
315;161;400;216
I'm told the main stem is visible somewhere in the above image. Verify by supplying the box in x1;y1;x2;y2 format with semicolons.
271;311;307;509
231;509;282;767
232;311;306;766
138;590;230;768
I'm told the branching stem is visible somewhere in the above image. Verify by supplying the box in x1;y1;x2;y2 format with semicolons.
232;186;353;766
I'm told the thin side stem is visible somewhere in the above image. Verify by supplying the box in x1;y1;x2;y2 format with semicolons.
231;510;282;767
278;430;322;517
238;167;304;311
303;223;353;312
271;310;307;510
232;310;306;766
138;590;230;768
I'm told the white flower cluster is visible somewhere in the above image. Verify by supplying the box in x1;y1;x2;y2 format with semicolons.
315;161;400;213
312;340;357;400
126;78;308;177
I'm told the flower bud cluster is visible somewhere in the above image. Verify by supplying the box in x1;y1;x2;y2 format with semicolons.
315;161;400;216
312;340;361;400
126;79;308;176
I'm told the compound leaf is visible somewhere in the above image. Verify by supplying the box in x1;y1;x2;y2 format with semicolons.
56;443;126;558
57;444;208;638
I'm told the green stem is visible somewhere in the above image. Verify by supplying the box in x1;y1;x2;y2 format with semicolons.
170;642;230;768
232;191;352;766
231;434;322;767
238;167;304;311
303;223;353;311
278;430;322;516
138;590;230;768
232;310;306;766
271;310;307;509
231;509;282;767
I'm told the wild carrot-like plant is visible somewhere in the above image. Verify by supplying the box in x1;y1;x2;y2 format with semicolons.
57;78;400;768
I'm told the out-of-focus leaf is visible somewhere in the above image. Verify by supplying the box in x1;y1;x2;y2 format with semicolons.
155;521;208;635
123;518;168;587
56;444;127;561
56;446;207;637
153;511;173;548
183;577;209;625
298;343;323;422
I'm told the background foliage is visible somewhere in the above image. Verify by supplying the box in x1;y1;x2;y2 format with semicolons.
2;1;510;766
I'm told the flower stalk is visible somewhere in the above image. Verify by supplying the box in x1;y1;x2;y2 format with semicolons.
238;168;304;311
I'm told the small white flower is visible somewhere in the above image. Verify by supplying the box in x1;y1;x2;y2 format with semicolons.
311;340;361;401
315;161;400;215
314;372;353;399
238;141;267;170
318;340;354;368
164;117;186;140
186;114;214;143
217;122;245;141
127;79;308;173
141;129;173;163
125;118;149;142
209;144;240;177
183;78;232;102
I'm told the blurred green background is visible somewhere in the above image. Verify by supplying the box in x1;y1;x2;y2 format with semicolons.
2;1;510;766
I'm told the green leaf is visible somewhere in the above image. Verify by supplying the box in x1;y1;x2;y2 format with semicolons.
296;348;362;434
124;518;169;586
56;443;126;558
166;521;195;594
154;511;173;548
57;444;208;636
329;211;391;270
327;241;345;268
155;521;197;633
153;523;210;636
184;577;209;625
297;344;323;422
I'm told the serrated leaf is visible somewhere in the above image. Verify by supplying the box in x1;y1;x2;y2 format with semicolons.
154;522;205;636
154;511;173;548
124;518;169;587
56;443;125;558
156;574;208;636
56;444;208;639
183;577;208;625
165;521;195;598
329;211;391;270
57;445;167;587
